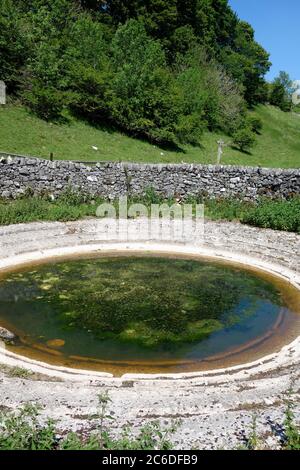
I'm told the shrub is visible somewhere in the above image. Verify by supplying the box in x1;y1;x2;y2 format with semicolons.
0;195;97;225
241;198;300;233
283;386;300;450
23;85;74;121
204;198;250;221
232;126;256;152
175;46;245;136
0;404;57;450
292;103;300;114
69;66;111;121
246;115;263;134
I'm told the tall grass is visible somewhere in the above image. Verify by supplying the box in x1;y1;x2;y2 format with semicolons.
0;192;299;233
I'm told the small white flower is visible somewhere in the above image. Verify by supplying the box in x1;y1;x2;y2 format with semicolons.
92;146;98;151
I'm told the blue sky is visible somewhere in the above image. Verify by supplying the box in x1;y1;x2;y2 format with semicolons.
228;0;299;82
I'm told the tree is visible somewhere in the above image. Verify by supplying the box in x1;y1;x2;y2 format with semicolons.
67;14;112;121
79;0;103;9
109;20;182;144
98;1;270;106
232;126;256;152
0;0;29;94
220;21;271;106
269;71;296;112
100;0;178;41
20;0;79;120
175;46;245;136
0;0;270;145
169;25;198;63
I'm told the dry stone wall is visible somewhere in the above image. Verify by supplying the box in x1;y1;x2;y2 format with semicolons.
0;154;299;200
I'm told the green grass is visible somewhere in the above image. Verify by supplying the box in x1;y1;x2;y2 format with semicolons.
0;192;299;233
204;197;300;232
6;367;33;379
293;103;300;115
0;104;299;168
0;194;99;226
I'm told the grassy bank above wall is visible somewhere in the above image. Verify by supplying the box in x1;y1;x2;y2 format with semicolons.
0;193;299;233
0;104;299;168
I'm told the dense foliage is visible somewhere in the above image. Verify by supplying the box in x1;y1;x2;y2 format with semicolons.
241;197;300;233
0;0;272;147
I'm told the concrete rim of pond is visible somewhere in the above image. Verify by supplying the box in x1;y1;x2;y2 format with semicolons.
0;219;299;382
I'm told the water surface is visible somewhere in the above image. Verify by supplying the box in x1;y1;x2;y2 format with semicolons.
0;255;298;374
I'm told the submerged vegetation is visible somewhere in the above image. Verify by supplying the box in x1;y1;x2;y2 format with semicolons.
0;256;281;351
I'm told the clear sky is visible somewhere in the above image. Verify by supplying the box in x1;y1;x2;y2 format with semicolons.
228;0;299;82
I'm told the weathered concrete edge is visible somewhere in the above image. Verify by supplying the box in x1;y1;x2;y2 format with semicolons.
0;235;299;383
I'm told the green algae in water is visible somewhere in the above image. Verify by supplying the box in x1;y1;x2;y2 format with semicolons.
0;256;287;362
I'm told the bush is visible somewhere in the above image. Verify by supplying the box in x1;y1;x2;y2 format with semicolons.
292;103;300;114
0;404;57;450
284;389;300;450
69;66;111;121
175;47;245;136
232;126;256;152
246;115;263;134
241;198;300;233
1;195;299;234
23;85;75;121
0;194;96;225
203;198;250;221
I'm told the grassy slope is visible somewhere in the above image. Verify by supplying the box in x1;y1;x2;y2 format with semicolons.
0;104;299;168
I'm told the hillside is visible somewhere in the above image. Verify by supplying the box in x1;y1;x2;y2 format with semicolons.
0;104;299;168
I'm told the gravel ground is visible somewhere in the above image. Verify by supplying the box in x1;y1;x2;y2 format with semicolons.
0;362;299;450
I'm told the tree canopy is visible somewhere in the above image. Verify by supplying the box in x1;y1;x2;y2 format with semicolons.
0;0;272;146
269;71;296;112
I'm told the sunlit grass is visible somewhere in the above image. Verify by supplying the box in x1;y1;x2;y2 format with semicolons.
0;103;299;167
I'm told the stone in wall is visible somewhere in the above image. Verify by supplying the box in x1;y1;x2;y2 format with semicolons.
0;154;299;201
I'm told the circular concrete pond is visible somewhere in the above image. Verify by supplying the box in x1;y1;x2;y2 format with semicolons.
0;252;299;376
0;219;299;380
